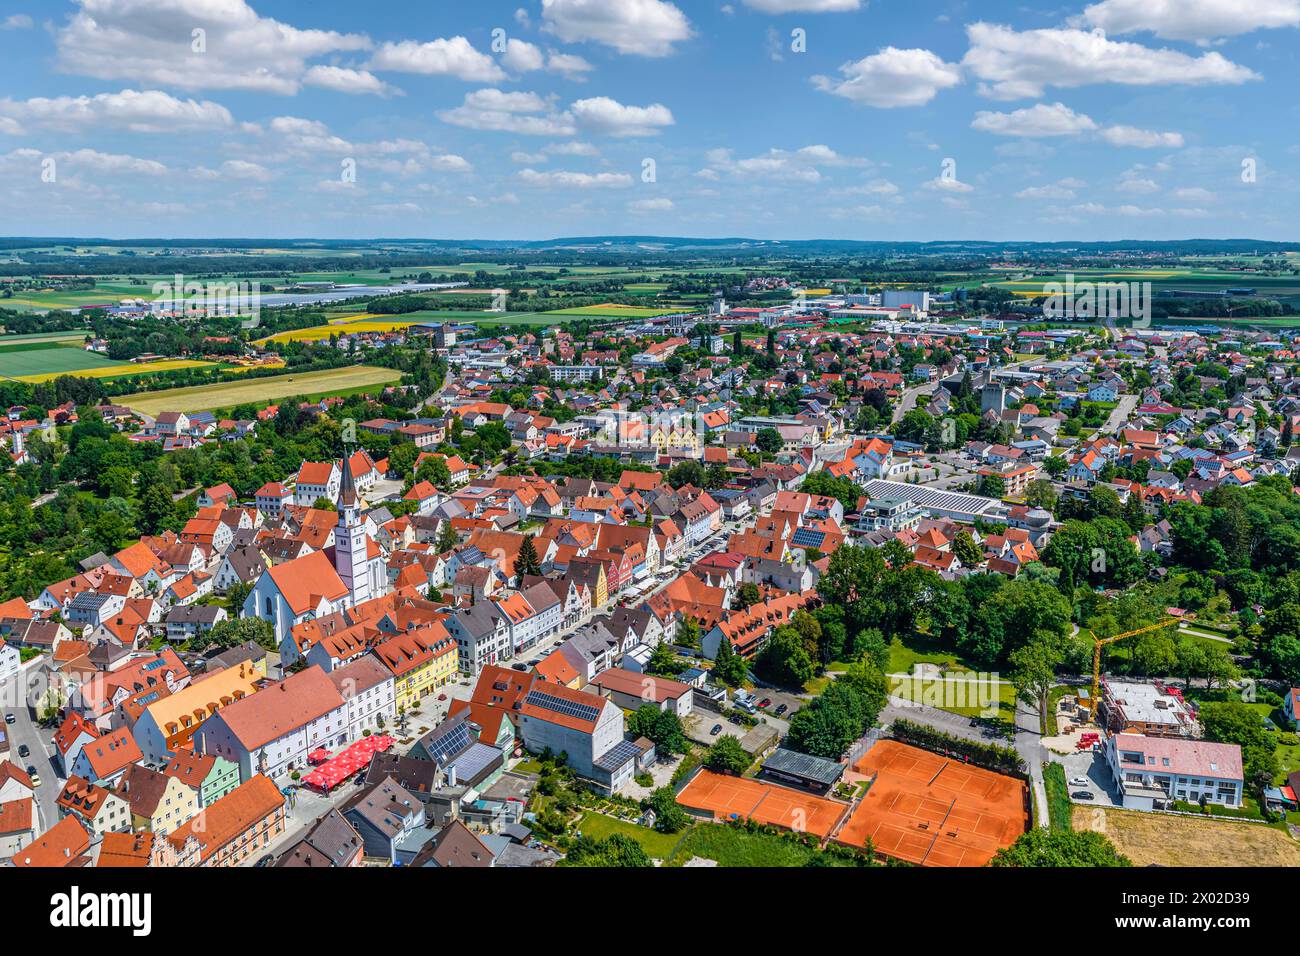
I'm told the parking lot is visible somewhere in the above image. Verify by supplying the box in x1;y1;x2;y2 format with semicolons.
1055;749;1123;809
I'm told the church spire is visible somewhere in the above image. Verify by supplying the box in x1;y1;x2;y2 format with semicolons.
339;442;358;509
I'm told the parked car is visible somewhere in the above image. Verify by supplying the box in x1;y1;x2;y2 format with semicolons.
710;724;722;736
1069;776;1089;787
17;744;29;758
511;663;528;671
255;854;275;867
774;704;788;716
758;698;771;708
26;767;41;787
1071;791;1095;801
3;713;14;725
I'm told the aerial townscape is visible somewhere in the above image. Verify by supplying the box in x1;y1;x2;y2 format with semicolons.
0;0;1295;927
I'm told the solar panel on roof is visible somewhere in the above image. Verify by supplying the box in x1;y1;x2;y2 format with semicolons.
593;738;642;772
525;689;600;723
791;528;826;548
424;721;471;765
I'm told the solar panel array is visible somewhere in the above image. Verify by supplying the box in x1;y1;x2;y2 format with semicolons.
791;527;826;549
861;479;1003;518
424;720;471;765
593;738;642;772
525;689;600;724
762;747;844;786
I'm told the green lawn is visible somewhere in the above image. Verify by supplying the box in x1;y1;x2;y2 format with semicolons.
665;824;820;866
575;812;686;859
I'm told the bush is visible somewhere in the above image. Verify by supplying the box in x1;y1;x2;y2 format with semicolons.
890;718;1026;775
634;772;654;787
1043;762;1071;832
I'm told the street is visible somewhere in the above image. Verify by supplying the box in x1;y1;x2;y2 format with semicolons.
1;664;61;832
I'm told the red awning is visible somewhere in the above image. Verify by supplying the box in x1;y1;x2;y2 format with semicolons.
308;748;332;765
301;735;396;792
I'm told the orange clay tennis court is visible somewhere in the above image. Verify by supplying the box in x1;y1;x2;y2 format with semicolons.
677;770;849;837
835;740;1028;867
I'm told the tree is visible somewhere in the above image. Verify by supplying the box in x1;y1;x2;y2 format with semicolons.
1008;635;1063;735
677;615;701;649
646;786;690;833
626;705;688;755
703;735;750;775
205;616;275;651
435;521;459;554
387;440;418;479
1024;479;1057;511
712;634;748;686
755;427;783;455
562;833;652;867
990;828;1131;867
952;530;983;568
734;582;761;610
755;626;816;688
646;641;682;677
514;534;542;585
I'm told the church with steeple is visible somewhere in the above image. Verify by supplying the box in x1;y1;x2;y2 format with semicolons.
333;444;388;606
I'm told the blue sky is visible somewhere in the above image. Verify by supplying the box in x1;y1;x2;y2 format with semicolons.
1;0;1298;241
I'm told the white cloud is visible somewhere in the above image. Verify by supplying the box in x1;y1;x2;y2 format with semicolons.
2;14;33;29
1078;0;1300;41
438;89;576;136
962;22;1259;100
369;37;506;82
545;52;596;79
571;97;674;136
814;47;962;108
628;197;674;211
1117;177;1160;193
0;89;233;134
923;175;974;193
59;148;168;176
742;0;861;10
56;0;371;94
1099;125;1184;148
303;65;399;96
1016;181;1081;199
972;102;1097;137
217;159;272;181
501;38;547;73
700;145;865;182
518;167;633;188
541;0;693;57
548;141;600;156
1173;186;1216;201
972;102;1184;148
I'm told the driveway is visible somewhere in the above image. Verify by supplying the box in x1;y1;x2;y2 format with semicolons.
1055;748;1123;809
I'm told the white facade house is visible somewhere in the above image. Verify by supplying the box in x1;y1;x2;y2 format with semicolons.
0;638;19;684
194;666;350;783
1105;732;1244;811
328;656;397;740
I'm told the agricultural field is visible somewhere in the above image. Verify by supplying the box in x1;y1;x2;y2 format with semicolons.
543;303;683;318
982;267;1300;304
116;364;400;416
1074;805;1300;867
0;340;123;380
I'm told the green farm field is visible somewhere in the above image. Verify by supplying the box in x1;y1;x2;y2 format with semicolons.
116;364;401;416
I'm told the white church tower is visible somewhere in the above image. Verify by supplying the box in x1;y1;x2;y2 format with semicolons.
335;449;374;605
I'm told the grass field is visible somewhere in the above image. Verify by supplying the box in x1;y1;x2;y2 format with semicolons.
575;812;685;860
543;303;682;318
0;330;90;347
116;364;400;416
16;358;217;383
665;824;836;866
0;343;124;379
1074;805;1300;866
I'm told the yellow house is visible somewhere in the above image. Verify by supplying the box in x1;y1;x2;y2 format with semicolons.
372;622;458;712
650;422;701;456
114;764;200;836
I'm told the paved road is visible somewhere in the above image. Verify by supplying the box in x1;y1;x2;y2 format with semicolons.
0;666;61;832
891;382;935;425
1100;394;1139;437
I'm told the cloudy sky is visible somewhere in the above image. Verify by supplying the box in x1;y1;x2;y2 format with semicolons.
1;0;1298;241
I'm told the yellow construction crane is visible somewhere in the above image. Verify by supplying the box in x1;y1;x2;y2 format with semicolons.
1087;617;1179;722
